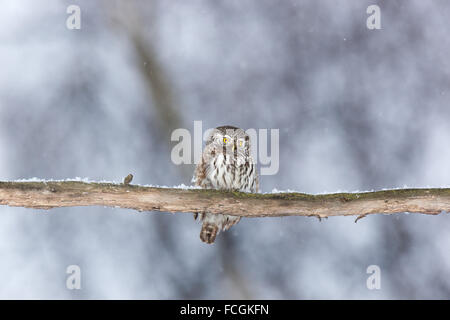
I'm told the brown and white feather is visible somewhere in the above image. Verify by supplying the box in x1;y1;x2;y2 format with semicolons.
193;126;258;244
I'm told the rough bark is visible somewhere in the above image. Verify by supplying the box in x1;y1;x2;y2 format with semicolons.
1;180;449;221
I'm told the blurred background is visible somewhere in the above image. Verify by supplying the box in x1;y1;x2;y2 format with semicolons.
1;0;450;299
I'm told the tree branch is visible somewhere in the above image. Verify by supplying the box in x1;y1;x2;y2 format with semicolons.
0;180;449;220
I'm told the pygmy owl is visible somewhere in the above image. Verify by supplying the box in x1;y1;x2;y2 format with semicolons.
193;125;259;244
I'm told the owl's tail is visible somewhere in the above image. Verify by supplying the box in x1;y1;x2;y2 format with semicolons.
200;222;219;244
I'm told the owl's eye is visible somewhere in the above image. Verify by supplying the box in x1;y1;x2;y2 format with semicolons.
223;137;230;144
238;139;245;147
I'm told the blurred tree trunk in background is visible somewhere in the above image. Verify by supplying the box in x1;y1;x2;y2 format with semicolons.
106;0;250;299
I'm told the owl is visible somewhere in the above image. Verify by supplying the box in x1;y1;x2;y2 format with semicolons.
193;125;258;244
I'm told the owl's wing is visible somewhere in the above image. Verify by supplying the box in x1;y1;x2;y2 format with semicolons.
193;155;213;188
248;156;259;193
254;170;259;193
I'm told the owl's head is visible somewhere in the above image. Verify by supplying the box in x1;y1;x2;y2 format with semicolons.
206;125;251;157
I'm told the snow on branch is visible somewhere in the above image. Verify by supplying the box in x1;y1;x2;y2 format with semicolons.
0;179;449;221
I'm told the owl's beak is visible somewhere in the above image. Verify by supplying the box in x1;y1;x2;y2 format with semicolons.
232;144;236;152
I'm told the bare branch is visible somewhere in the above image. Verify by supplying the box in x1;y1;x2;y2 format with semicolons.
0;180;449;219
